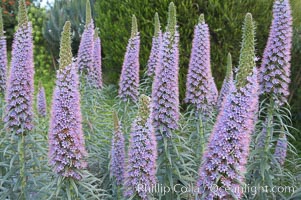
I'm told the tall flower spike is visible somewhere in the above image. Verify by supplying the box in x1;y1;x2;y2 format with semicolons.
37;82;47;117
274;133;287;166
110;111;125;185
0;9;7;94
259;0;292;105
77;0;94;78
124;94;157;200
197;13;259;199
146;13;162;77
185;14;218;115
217;53;234;111
90;28;103;88
4;0;34;134
48;21;87;180
118;15;140;102
151;2;180;137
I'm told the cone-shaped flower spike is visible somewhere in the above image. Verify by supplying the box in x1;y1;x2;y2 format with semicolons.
110;111;125;185
37;82;47;117
146;13;162;77
124;94;157;199
77;0;94;78
0;9;7;94
217;53;234;111
151;2;180;137
48;21;87;180
91;29;103;88
4;0;34;134
118;15;140;102
274;133;287;166
259;0;292;105
197;13;259;199
185;14;218;115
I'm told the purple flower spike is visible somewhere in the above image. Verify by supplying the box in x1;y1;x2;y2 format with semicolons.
217;53;234;111
77;0;94;80
37;82;47;117
152;3;179;137
77;22;94;76
197;13;259;199
0;9;7;94
110;112;125;185
118;15;140;102
274;133;287;166
4;11;34;134
185;14;218;114
90;29;103;88
147;13;162;77
124;95;157;200
259;0;292;105
49;22;87;180
197;69;259;199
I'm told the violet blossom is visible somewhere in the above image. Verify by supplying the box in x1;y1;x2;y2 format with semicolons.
118;15;140;102
48;21;87;180
0;9;7;94
151;2;179;137
110;111;125;185
124;95;157;200
259;0;292;105
185;14;218;114
146;13;162;77
4;0;34;134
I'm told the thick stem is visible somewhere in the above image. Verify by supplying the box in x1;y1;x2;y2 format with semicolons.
19;133;26;199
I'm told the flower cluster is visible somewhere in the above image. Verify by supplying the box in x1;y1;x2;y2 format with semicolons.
4;2;34;134
197;13;259;199
77;0;94;81
152;3;179;137
48;22;87;180
124;95;157;200
185;14;218;114
274;133;287;166
146;13;162;77
77;22;94;77
118;15;140;102
0;9;7;94
37;83;47;117
217;53;234;111
197;69;259;199
259;0;292;105
110;112;125;185
91;30;103;88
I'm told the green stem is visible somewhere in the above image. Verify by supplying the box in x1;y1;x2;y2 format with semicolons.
265;102;274;151
19;133;26;199
198;114;205;155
